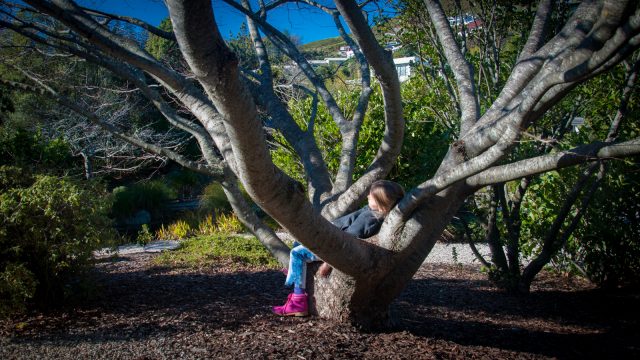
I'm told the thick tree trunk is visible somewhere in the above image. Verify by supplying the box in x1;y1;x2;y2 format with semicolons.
305;187;467;329
306;263;394;329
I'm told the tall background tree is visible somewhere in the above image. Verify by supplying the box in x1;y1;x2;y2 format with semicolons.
395;0;640;292
1;0;639;328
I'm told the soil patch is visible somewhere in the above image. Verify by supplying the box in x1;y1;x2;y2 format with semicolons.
1;252;638;359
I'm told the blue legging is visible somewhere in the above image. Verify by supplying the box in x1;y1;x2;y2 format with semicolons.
285;242;318;289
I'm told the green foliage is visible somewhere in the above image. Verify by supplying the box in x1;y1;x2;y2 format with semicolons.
520;159;640;288
572;160;640;287
0;165;34;191
111;180;176;219
197;214;217;236
516;63;640;286
215;213;244;234
200;182;232;214
227;22;259;69
272;79;451;188
0;173;115;314
0;263;37;317
136;224;154;245
520;171;565;258
392;77;453;185
145;18;179;62
0;127;75;174
167;219;193;239
154;234;279;268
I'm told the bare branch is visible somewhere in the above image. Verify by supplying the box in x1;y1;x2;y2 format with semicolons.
222;0;350;130
517;0;554;61
240;0;333;205
166;0;389;278
466;138;640;188
0;76;224;177
423;0;480;136
78;6;176;41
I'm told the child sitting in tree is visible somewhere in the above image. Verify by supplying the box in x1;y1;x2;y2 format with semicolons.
272;180;405;317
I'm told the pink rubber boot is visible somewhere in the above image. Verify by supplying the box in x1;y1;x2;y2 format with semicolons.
272;293;308;317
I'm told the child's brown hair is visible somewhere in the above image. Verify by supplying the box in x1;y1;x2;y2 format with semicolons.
369;180;405;214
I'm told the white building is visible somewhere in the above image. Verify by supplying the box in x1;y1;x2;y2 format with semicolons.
338;45;354;58
393;56;419;82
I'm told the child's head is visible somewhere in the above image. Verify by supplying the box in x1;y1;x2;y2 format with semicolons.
368;180;405;214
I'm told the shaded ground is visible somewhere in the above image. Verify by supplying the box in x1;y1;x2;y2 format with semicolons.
1;252;638;359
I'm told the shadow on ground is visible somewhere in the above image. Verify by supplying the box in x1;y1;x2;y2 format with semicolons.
2;254;638;359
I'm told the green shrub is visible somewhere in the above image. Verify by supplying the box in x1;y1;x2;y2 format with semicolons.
111;180;176;219
155;224;172;240
216;212;244;234
200;182;232;214
136;224;154;245
0;127;74;173
0;263;37;317
0;165;34;191
0;174;115;313
155;219;195;240
154;234;279;268
168;219;192;239
197;214;217;236
572;160;640;288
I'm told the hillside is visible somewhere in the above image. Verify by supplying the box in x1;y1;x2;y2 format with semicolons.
299;16;402;58
300;36;346;57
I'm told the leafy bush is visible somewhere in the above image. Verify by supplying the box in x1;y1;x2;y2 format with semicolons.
111;180;176;219
136;224;154;245
571;160;640;288
200;182;232;214
0;127;74;173
155;225;172;241
216;212;244;234
155;219;194;240
520;160;640;288
0;174;115;313
271;81;450;188
197;214;217;236
168;219;192;239
0;263;37;317
0;165;34;191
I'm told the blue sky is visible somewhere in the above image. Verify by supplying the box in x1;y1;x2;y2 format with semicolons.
77;0;395;44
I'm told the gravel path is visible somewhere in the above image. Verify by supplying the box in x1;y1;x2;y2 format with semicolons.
95;238;490;266
424;242;489;265
273;231;490;266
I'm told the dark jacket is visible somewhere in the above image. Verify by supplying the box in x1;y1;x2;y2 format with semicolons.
331;206;384;239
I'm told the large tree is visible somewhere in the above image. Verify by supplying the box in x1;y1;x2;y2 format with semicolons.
397;0;640;292
1;0;639;328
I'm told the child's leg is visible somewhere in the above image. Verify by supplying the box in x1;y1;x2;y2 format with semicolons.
284;245;318;290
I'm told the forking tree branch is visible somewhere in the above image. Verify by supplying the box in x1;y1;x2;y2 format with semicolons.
164;0;394;278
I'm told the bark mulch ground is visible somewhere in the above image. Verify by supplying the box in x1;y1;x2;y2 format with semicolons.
1;252;638;359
